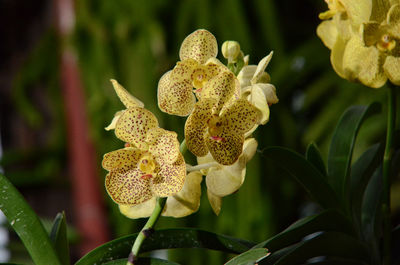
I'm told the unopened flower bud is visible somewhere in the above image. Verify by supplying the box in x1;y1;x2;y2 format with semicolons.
221;41;241;62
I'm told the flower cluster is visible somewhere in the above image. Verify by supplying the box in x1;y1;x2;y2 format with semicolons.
317;0;400;88
103;29;278;218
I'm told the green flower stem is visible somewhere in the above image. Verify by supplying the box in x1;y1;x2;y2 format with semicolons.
127;197;167;265
127;139;188;265
382;84;396;265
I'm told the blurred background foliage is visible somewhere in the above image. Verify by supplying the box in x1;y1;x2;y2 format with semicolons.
1;0;399;264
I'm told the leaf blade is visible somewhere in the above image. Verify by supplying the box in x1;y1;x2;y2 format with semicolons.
0;174;62;265
50;212;70;265
225;248;269;265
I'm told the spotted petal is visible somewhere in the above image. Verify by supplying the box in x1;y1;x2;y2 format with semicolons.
151;154;186;197
105;110;125;131
110;79;144;108
206;131;244;165
205;138;257;197
119;171;203;218
221;99;260;134
158;70;196;116
200;71;240;114
102;147;142;171
115;107;159;149
146;127;180;164
185;99;216;157
242;85;270;125
105;168;153;206
179;29;218;64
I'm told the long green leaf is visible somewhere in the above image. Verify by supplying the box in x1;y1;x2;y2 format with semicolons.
102;258;180;265
0;174;62;265
50;212;70;265
327;103;381;200
254;209;354;251
350;143;383;231
75;228;255;265
271;232;371;265
263;147;340;209
306;142;327;177
225;248;269;265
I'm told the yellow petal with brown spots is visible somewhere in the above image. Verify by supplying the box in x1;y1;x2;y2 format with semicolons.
115;107;159;149
221;99;260;134
157;70;196;116
170;59;198;82
110;79;144;108
119;198;155;219
206;130;244;165
185;99;216;157
146;128;180;164
102;147;142;171
179;29;218;64
105;168;153;206
151;154;186;197
200;71;240;114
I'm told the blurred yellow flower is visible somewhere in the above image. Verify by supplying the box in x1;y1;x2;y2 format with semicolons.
102;106;185;206
317;0;400;88
158;29;230;116
238;52;279;125
185;71;260;165
119;171;203;218
197;138;258;215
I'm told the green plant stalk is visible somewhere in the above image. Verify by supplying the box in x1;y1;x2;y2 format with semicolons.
127;197;167;265
382;84;396;265
127;140;188;264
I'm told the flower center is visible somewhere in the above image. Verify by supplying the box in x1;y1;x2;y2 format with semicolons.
377;34;396;52
138;154;157;178
192;68;208;90
207;114;224;138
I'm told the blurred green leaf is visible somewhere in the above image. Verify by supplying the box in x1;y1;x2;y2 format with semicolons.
305;258;368;265
327;103;381;200
254;209;354;251
102;258;180;265
0;174;62;265
263;147;340;209
75;228;255;265
266;232;371;265
350;143;383;231
306;142;327;177
225;248;269;265
50;212;70;265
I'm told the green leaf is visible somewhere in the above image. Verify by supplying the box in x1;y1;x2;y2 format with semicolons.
266;232;371;265
350;143;383;231
306;142;327;177
50;212;70;265
263;147;340;209
327;103;381;200
0;174;62;265
254;209;354;251
75;228;255;265
225;248;269;265
102;258;180;265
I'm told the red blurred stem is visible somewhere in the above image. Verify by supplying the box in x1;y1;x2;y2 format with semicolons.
55;0;109;255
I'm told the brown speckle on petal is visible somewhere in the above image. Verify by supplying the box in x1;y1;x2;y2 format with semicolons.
179;29;218;64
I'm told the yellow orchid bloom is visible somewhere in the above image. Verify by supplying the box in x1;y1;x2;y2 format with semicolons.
238;52;279;125
317;0;400;88
102;106;186;206
157;29;230;116
197;138;258;215
105;79;144;131
185;71;260;165
119;171;202;218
